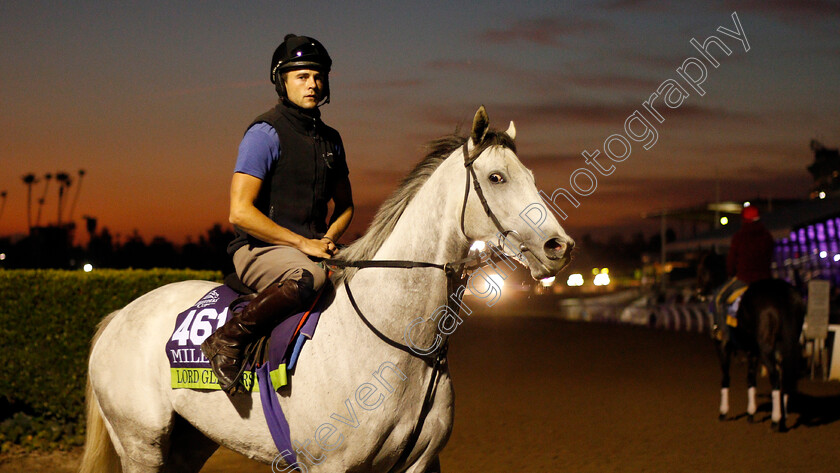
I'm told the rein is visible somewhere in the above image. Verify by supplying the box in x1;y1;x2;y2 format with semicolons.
325;257;461;473
325;254;477;362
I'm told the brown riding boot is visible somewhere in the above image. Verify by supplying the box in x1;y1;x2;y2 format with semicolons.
200;276;311;394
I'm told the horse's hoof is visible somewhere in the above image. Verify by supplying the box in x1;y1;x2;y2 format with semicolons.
747;414;754;423
771;421;787;433
718;413;726;421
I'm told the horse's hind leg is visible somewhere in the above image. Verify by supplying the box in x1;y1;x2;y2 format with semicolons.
762;349;786;431
716;341;732;420
93;380;175;472
106;411;219;473
163;416;219;473
746;352;759;422
106;417;172;473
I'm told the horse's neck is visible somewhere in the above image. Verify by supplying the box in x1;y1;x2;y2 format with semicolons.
377;160;466;264
341;157;467;342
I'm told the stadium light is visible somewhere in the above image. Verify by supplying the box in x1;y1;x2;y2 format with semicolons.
593;273;611;286
567;273;584;287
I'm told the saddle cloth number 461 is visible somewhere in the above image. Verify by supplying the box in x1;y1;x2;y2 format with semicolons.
170;307;229;347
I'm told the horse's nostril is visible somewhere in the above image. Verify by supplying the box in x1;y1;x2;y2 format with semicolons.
544;237;572;260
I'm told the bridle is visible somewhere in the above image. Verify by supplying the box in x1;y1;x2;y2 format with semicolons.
326;140;526;357
458;141;533;259
460;141;507;239
324;139;530;471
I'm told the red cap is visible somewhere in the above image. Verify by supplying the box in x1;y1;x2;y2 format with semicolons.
741;206;759;222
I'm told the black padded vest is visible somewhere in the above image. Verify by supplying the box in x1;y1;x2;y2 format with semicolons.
228;102;347;254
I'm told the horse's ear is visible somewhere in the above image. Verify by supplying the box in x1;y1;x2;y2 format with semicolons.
505;121;516;141
471;105;489;146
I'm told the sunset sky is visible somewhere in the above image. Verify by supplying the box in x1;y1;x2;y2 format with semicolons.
2;1;838;246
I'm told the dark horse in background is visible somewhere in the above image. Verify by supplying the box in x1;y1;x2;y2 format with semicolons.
697;251;805;431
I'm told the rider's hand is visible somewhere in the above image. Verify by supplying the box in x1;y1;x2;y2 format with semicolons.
321;237;339;256
298;238;334;259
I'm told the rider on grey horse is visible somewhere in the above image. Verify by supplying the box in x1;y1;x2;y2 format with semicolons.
201;34;354;394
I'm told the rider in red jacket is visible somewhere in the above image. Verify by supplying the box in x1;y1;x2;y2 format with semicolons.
713;206;774;341
726;206;774;284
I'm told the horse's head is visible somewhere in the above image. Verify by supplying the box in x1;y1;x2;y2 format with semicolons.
697;250;727;296
459;106;574;280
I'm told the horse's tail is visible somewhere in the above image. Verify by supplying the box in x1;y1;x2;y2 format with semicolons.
79;311;122;473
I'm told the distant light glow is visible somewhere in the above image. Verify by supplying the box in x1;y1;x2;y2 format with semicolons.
593;273;611;286
600;267;609;274
834;254;840;262
540;276;555;287
591;268;600;275
470;241;486;252
743;201;751;207
83;263;93;272
488;274;504;289
466;270;505;297
819;192;826;199
0;253;5;261
567;274;584;287
720;216;729;226
820;251;828;259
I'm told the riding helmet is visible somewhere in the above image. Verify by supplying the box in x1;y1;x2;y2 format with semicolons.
271;34;332;103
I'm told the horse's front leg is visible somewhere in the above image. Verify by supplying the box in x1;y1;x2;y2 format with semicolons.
716;340;732;420
746;352;759;422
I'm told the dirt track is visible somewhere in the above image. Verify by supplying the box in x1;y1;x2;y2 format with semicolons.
3;315;839;472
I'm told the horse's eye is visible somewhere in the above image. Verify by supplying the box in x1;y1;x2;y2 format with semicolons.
488;172;506;184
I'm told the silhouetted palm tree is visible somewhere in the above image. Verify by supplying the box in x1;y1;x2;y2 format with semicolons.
35;173;52;227
0;191;7;225
22;173;38;232
56;172;71;225
68;169;86;221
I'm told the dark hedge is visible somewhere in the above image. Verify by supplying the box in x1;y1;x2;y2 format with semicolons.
0;269;222;450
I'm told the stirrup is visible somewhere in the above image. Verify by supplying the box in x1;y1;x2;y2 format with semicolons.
201;342;247;395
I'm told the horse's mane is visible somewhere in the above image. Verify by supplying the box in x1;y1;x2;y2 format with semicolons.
333;128;515;284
